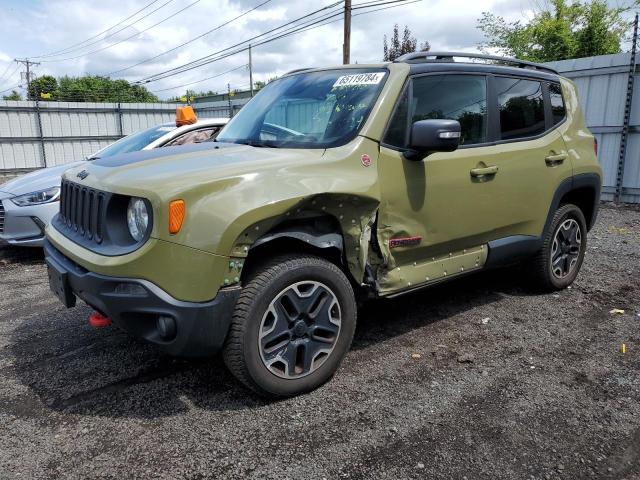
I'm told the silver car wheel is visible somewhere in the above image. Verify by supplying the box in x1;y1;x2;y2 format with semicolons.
551;218;582;279
258;281;342;379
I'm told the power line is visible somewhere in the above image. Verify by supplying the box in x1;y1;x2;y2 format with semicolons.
137;0;414;85
0;84;23;95
106;0;275;76
293;0;423;35
0;64;20;88
353;0;422;17
136;1;344;83
0;62;14;83
138;0;414;83
31;0;165;58
148;0;420;96
39;0;201;63
151;64;249;92
35;0;176;60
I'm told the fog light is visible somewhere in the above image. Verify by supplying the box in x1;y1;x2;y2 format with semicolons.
157;316;177;341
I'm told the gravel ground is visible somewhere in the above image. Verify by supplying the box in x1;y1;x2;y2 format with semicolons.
1;204;639;479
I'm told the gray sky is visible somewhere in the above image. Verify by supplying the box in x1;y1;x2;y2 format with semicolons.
0;0;633;99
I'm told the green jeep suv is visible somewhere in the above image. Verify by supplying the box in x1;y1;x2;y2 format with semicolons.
45;52;601;397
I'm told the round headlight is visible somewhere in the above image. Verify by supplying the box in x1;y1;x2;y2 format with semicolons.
127;197;149;242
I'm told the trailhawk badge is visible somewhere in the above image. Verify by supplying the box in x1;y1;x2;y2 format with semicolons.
361;154;372;167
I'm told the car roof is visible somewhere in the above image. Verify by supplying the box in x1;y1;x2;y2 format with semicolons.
405;61;560;82
284;52;561;83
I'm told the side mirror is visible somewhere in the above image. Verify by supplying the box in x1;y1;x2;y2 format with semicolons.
404;119;461;161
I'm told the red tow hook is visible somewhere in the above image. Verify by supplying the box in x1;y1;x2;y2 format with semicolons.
88;312;112;328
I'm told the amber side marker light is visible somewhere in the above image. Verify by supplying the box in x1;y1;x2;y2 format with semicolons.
169;200;186;234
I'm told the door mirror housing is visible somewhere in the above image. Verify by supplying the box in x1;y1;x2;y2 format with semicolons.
404;119;461;161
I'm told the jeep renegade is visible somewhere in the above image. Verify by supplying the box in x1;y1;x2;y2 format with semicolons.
45;52;601;397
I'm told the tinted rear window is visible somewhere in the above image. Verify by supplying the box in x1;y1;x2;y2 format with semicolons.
549;83;566;125
496;77;545;140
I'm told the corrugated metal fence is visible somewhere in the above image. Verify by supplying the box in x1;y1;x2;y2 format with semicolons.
545;53;639;203
0;99;246;175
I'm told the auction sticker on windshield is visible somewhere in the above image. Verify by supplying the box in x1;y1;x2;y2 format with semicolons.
333;72;385;88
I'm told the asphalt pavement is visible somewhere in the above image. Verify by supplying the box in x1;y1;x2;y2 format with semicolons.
1;205;639;479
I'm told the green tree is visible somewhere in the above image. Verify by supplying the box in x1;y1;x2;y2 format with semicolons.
384;25;426;61
2;90;22;101
28;75;58;100
477;0;638;63
167;89;220;102
56;76;158;102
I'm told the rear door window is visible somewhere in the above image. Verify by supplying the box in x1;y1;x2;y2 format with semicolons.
549;83;566;125
496;77;545;140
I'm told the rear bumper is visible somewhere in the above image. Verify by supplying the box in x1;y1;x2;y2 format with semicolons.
44;239;240;357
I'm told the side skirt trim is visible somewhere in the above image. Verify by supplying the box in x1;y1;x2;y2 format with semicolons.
485;235;541;268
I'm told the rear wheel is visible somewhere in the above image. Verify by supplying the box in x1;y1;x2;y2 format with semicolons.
529;203;587;291
223;254;356;397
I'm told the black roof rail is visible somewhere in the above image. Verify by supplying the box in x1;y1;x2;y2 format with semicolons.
394;51;558;75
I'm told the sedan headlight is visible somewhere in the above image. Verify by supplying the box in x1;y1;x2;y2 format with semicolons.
11;186;60;206
126;197;150;242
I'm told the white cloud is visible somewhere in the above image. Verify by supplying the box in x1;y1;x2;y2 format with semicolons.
1;0;629;99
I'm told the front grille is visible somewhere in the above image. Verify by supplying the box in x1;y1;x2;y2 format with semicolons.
58;180;106;244
0;200;4;233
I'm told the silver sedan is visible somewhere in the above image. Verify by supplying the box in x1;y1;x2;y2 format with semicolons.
0;118;228;247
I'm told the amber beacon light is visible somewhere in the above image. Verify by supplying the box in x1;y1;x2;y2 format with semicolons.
169;200;186;234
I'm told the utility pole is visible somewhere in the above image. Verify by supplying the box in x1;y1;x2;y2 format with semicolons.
15;58;40;99
249;44;254;97
227;83;234;118
342;0;351;64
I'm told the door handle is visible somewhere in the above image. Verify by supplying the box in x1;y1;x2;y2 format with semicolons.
545;153;567;166
470;165;499;177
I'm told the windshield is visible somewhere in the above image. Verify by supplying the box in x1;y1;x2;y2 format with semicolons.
217;68;388;148
91;124;176;159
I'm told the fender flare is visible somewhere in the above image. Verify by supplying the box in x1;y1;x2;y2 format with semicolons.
543;173;601;235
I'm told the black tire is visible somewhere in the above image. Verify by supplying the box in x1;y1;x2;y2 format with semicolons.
223;254;357;397
528;203;587;291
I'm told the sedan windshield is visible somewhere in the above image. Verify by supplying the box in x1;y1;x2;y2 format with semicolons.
91;124;176;159
217;68;388;149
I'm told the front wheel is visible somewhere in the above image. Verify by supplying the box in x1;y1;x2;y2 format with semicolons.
528;203;587;291
223;254;357;397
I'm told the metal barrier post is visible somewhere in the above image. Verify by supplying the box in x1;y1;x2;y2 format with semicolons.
615;13;638;203
34;97;47;167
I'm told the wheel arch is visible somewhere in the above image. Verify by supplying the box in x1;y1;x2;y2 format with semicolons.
226;193;380;289
240;216;346;283
544;173;601;235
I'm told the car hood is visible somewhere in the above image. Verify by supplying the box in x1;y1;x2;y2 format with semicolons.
0;161;85;196
62;142;326;196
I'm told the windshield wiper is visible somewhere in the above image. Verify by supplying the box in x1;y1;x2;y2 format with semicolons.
230;139;279;148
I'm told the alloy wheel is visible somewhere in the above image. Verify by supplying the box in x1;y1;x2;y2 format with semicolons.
258;281;341;379
551;218;582;279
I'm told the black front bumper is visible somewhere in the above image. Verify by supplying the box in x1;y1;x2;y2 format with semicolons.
44;240;240;357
